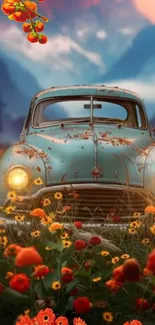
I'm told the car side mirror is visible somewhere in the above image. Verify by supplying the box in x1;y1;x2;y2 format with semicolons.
150;127;155;138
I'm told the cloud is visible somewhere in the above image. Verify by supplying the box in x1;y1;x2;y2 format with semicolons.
96;29;107;40
0;26;104;70
100;78;155;102
120;27;135;35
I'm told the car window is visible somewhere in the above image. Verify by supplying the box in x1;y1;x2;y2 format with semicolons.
33;96;147;129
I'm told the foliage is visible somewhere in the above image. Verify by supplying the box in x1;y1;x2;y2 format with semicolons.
0;188;155;324
1;0;49;44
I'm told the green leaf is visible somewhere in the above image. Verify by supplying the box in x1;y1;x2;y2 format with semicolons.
65;278;80;294
64;296;74;313
0;288;28;305
43;270;60;290
45;241;64;252
60;244;75;264
74;267;90;277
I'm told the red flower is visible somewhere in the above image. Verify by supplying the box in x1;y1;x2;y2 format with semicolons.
123;259;141;282
0;283;4;294
112;215;121;223
74;240;86;250
33;265;50;278
69;287;78;296
15;247;42;268
55;316;69;325
62;274;74;283
136;298;149;311
84;261;91;270
34;308;56;325
16;315;33;325
89;236;101;246
74;221;82;229
73;297;91;313
130;321;142;325
146;249;155;274
123;322;142;325
61;267;73;275
9;273;30;293
113;266;125;282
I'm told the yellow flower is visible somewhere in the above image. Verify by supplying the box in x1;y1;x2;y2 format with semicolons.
62;240;72;248
24;309;30;316
141;238;150;244
150;225;155;235
0;236;8;247
5;206;16;214
40;216;53;226
130;220;142;228
133;212;141;218
5;271;14;279
0;229;5;234
7;191;16;200
33;177;43;185
128;228;137;235
48;222;63;232
31;230;41;238
51;281;61;291
45;246;53;251
14;214;25;222
61;232;69;239
54;192;63;200
42;198;51;207
112;256;120;264
102;312;113;322
100;250;109;256
121;254;130;259
92;277;102;282
0;219;5;225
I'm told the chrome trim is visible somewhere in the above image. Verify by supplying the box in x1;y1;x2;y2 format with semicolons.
3;183;155;206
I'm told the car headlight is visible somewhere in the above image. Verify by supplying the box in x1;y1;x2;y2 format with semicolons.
6;166;30;190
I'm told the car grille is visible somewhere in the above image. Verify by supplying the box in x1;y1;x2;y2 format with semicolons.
42;188;149;223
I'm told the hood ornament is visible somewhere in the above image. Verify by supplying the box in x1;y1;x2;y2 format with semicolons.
91;167;101;177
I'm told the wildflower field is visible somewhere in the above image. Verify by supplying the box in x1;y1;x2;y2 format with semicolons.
0;186;155;325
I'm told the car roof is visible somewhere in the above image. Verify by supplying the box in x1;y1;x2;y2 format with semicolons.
34;85;144;105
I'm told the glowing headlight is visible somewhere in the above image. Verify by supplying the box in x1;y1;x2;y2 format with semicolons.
6;166;30;190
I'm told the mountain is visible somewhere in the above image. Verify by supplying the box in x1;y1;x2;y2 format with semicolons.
95;25;155;82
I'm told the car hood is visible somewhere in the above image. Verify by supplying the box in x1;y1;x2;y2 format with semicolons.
25;124;152;187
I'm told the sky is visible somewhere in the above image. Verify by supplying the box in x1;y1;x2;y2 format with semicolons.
1;0;155;131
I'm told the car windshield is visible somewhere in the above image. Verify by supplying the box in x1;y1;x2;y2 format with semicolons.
33;96;147;129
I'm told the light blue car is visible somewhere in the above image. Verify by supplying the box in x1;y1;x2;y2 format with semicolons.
0;85;155;225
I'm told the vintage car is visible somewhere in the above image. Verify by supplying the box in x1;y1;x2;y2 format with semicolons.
0;85;155;226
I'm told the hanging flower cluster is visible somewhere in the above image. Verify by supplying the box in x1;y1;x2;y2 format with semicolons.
1;0;49;43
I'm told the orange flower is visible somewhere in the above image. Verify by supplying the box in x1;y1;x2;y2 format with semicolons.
145;205;155;214
4;244;21;257
106;279;123;293
15;315;33;325
143;267;152;276
29;208;46;219
24;1;37;11
48;222;63;232
34;308;56;325
15;247;42;268
112;265;125;282
55;316;69;325
61;267;73;275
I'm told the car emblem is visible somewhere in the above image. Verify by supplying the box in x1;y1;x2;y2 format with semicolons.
91;167;101;177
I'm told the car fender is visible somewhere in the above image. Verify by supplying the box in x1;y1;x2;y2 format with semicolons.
0;143;46;205
144;145;155;196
